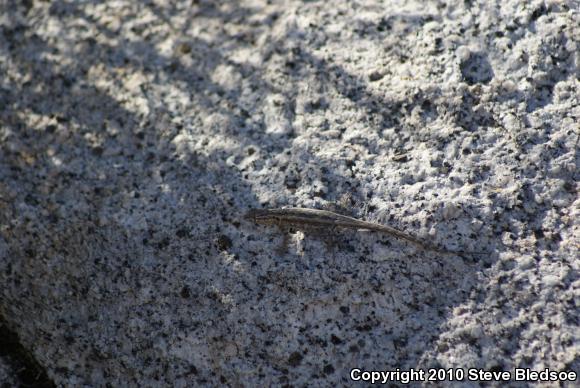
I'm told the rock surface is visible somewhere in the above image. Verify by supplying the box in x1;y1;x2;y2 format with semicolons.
0;0;578;386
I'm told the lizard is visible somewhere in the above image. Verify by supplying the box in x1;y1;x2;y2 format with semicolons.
245;207;484;258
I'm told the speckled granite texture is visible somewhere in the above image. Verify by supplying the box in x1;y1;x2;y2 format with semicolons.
0;357;19;387
0;0;578;386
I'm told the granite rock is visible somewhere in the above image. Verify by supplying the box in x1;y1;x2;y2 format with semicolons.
0;0;578;386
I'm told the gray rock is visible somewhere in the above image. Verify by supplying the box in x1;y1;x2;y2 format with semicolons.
1;0;578;386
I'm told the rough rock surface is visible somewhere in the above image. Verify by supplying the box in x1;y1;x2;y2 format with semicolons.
0;0;578;386
0;357;19;387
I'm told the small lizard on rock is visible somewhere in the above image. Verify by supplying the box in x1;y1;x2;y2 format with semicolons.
245;207;483;258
